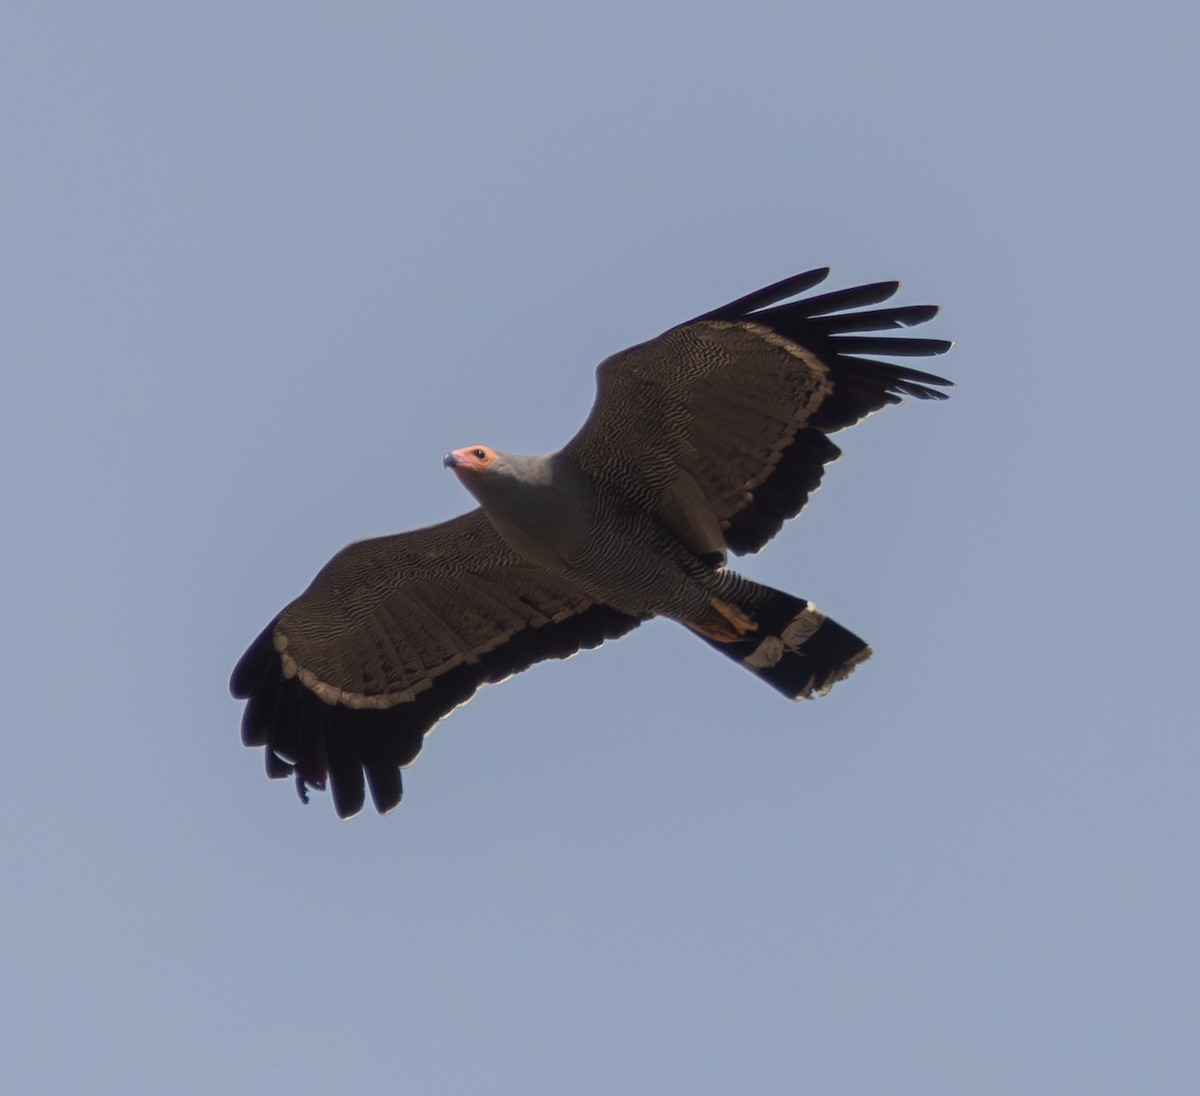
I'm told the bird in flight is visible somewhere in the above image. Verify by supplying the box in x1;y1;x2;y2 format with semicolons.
231;267;952;817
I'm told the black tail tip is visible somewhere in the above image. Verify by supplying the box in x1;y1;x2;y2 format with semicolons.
747;604;871;699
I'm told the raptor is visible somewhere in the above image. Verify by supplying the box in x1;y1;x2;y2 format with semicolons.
231;268;952;817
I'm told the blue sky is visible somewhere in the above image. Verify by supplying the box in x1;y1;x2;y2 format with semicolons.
3;2;1197;1093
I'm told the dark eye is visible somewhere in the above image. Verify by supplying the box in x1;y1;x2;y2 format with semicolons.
473;448;487;460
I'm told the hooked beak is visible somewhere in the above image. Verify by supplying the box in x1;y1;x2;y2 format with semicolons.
442;452;460;469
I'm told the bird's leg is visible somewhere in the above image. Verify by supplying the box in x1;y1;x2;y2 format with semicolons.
685;596;759;643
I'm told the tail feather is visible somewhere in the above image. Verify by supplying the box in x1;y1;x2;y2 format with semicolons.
688;579;870;699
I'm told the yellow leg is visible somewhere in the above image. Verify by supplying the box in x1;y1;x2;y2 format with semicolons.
686;597;759;643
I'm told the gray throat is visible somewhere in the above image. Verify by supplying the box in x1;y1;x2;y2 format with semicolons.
466;451;594;571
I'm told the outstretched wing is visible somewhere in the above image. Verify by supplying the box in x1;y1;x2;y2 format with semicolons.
563;269;952;557
230;509;641;817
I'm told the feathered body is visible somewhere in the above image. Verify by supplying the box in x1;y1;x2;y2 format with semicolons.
231;268;952;817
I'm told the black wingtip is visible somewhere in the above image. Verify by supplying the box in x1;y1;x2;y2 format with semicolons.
834;355;953;399
698;270;953;409
230;619;278;699
688;267;832;323
367;766;404;815
821;304;940;332
791;281;901;316
830;335;954;358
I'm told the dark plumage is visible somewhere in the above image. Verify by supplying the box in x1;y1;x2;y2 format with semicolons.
231;267;951;817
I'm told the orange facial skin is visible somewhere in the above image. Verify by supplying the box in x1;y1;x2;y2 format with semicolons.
443;446;498;474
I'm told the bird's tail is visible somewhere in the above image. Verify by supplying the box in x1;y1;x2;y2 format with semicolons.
686;575;871;699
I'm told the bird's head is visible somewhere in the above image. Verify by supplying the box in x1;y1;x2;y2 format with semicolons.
444;446;556;512
443;445;500;476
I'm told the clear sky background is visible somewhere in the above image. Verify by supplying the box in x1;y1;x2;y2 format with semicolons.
3;2;1197;1093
